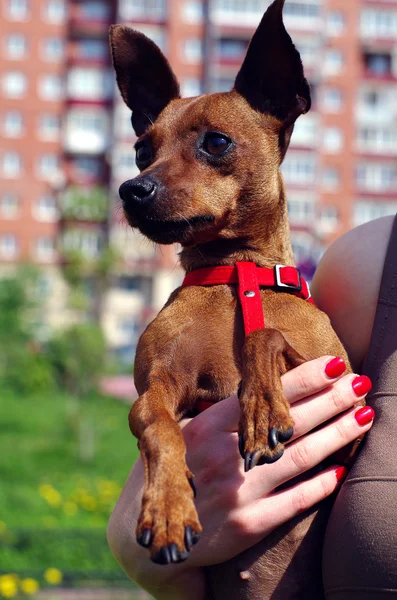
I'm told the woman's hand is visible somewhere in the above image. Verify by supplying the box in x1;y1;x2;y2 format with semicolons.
107;356;374;600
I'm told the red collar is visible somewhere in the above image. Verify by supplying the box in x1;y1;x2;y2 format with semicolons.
182;262;313;412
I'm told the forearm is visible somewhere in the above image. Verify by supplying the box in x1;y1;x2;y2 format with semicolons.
107;460;209;600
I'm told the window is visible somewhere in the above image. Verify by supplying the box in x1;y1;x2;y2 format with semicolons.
354;200;397;227
65;109;109;153
322;166;340;191
2;71;27;98
212;77;234;93
357;126;397;154
33;195;58;221
43;0;66;23
63;229;103;258
181;78;202;98
361;9;397;39
38;114;60;140
324;49;344;75
356;163;397;192
41;38;64;62
318;205;339;234
118;0;166;20
290;115;317;147
283;2;320;19
5;34;27;59
326;11;345;36
182;0;203;23
281;153;316;185
3;111;24;137
37;154;60;180
5;0;29;20
76;39;108;61
81;1;110;20
323;127;344;153
0;193;20;218
217;38;248;60
72;157;101;180
183;38;203;63
287;195;315;224
0;234;18;259
321;87;344;113
38;74;63;101
364;52;392;77
34;236;56;262
2;152;22;177
67;68;112;101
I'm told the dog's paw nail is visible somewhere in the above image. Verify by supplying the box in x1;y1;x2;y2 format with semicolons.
152;546;172;565
238;434;245;459
188;476;197;498
184;526;200;551
169;543;188;563
269;428;279;450
278;427;294;443
137;528;152;548
258;448;284;465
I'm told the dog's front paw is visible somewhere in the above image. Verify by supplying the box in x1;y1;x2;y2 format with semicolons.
238;410;294;472
136;471;202;564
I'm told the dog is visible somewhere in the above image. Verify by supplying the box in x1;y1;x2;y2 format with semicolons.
110;1;357;597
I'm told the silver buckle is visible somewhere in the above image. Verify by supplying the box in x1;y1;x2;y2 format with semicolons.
274;265;302;292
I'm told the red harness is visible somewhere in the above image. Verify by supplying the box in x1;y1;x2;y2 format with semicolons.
182;262;313;412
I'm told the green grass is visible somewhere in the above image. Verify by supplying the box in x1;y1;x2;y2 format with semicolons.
0;388;140;574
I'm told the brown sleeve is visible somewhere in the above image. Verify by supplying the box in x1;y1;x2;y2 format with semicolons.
322;214;397;599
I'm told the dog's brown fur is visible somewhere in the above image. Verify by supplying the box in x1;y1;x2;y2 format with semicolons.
110;2;355;597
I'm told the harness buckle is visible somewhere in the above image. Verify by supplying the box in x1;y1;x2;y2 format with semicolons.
274;265;302;293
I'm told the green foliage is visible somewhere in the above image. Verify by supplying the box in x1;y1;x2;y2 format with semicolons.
61;186;108;222
49;324;106;397
0;387;139;578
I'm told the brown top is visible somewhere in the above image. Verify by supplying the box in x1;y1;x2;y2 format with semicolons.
323;214;397;598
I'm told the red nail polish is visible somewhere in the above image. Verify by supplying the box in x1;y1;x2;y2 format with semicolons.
325;357;346;379
355;406;375;426
352;375;372;398
335;466;348;483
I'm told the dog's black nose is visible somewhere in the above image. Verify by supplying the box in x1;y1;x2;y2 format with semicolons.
119;178;157;203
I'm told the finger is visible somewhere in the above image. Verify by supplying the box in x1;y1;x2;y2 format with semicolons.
265;405;374;490
290;373;371;441
282;356;347;405
246;464;346;537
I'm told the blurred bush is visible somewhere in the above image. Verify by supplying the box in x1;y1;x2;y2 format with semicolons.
49;324;106;397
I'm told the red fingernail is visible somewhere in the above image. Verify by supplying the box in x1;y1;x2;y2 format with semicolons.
352;375;372;397
355;406;375;426
335;466;348;483
325;357;346;379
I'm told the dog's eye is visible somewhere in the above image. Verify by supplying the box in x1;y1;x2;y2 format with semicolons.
136;145;153;167
203;133;231;156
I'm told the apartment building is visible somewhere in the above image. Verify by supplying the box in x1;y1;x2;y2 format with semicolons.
1;0;397;360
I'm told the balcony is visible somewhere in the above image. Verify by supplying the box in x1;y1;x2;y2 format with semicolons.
118;0;166;24
64;107;111;154
69;1;113;36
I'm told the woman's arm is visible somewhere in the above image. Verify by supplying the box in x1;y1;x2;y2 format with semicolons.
107;357;374;599
311;216;394;371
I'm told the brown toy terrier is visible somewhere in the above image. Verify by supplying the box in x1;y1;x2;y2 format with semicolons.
110;1;356;597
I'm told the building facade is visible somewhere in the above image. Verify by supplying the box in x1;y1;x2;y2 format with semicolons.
1;0;397;359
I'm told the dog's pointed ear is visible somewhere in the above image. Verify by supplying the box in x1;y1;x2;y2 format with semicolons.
109;25;180;136
234;0;311;124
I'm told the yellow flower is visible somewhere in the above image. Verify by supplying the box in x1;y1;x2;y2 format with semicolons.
0;575;18;597
44;568;63;585
79;496;97;511
63;501;78;516
20;578;39;595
